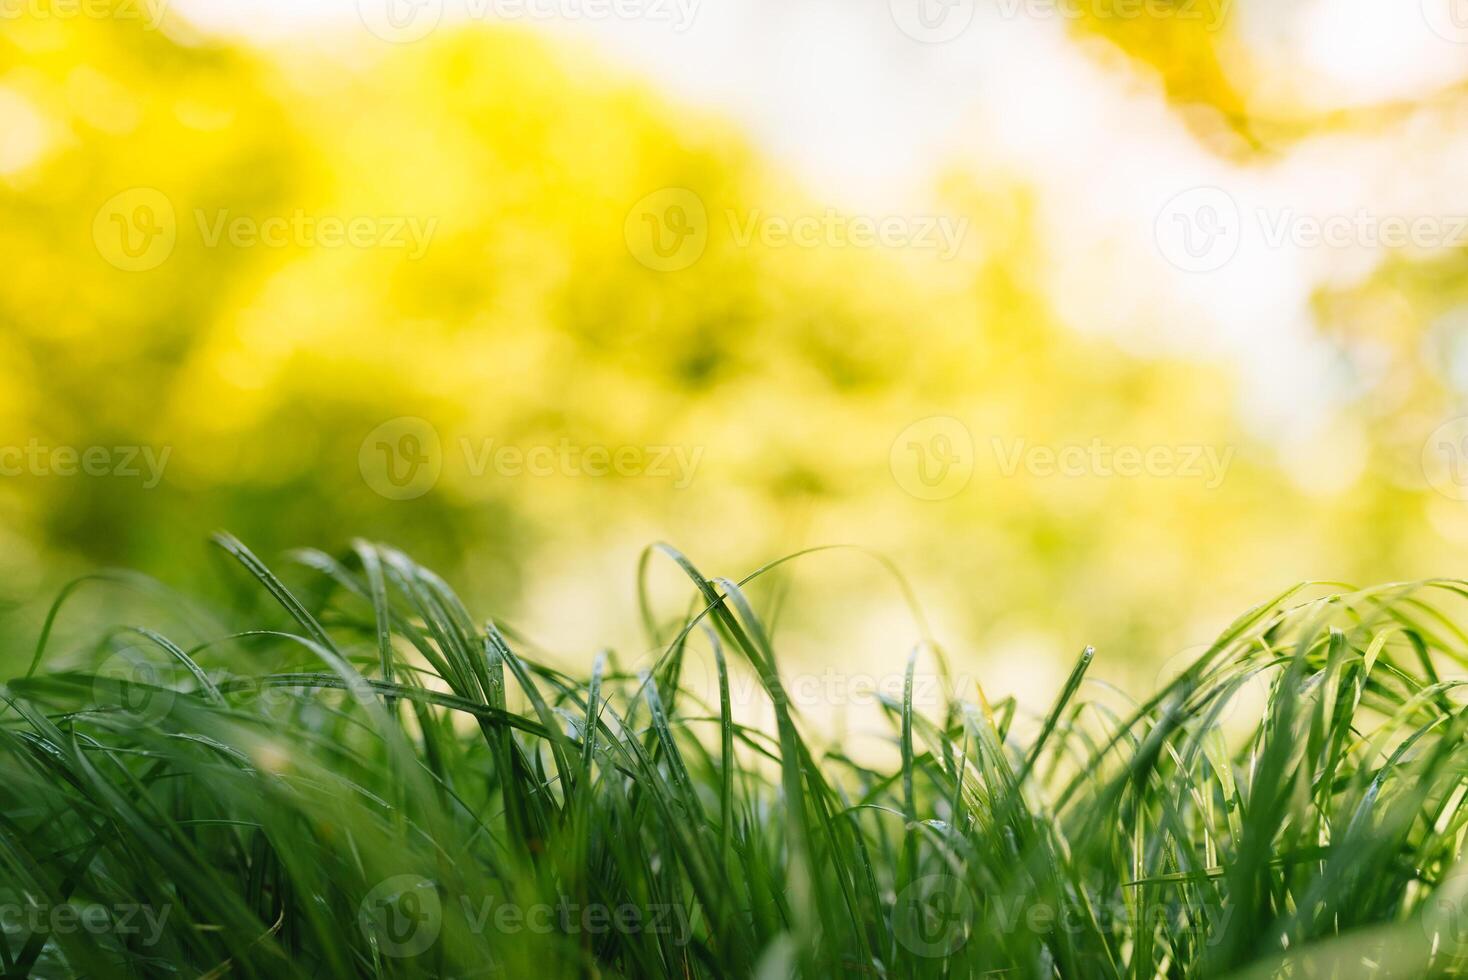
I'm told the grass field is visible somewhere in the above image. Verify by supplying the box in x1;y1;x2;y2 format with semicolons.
1;534;1466;978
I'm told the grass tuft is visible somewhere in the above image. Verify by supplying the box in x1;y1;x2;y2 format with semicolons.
1;536;1466;978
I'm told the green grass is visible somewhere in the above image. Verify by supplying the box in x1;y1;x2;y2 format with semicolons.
2;534;1467;978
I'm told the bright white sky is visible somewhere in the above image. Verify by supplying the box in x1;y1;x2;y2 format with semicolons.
170;0;1468;457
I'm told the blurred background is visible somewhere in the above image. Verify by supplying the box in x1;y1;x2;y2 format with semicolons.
4;0;1468;700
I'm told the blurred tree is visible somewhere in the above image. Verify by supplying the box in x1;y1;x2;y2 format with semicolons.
1;4;1463;682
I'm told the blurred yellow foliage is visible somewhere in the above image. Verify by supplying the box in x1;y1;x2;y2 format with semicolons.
0;6;1462;688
